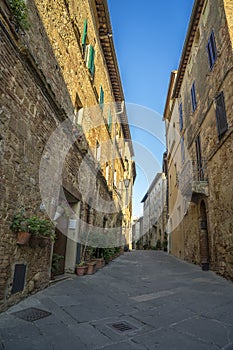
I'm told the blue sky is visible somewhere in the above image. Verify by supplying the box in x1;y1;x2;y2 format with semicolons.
108;0;194;217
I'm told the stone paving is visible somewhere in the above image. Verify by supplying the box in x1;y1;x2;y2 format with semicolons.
0;251;233;349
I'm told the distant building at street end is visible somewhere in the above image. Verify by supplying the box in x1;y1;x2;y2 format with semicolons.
163;0;233;279
132;216;144;250
140;173;167;250
131;217;140;249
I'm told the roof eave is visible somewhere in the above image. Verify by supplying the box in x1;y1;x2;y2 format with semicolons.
172;0;205;99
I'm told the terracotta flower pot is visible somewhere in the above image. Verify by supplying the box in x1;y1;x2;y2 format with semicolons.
104;257;110;264
92;258;104;269
39;237;51;248
76;265;88;276
16;231;31;245
87;262;97;275
29;236;40;248
29;236;51;248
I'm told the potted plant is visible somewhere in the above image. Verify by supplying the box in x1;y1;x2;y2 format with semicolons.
87;261;97;275
36;218;55;247
103;248;111;264
155;239;162;250
91;248;105;268
51;253;64;279
28;216;55;248
10;211;31;245
75;261;88;276
114;247;121;257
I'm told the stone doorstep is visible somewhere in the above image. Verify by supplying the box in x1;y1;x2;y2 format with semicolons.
49;273;73;285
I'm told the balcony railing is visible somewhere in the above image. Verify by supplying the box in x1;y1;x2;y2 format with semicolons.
178;159;209;197
192;159;208;182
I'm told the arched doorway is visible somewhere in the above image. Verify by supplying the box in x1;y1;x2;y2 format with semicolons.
199;200;210;271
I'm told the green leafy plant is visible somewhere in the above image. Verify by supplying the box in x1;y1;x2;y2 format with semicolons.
10;211;55;241
155;239;162;250
163;233;168;252
114;247;121;254
26;216;40;235
76;261;87;267
10;210;29;232
27;216;55;240
9;0;30;30
52;253;64;273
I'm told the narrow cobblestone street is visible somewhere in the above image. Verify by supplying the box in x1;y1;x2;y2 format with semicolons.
1;251;233;349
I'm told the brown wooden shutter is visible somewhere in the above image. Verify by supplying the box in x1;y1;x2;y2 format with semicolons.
215;92;228;139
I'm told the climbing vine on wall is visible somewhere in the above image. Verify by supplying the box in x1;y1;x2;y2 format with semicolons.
9;0;30;30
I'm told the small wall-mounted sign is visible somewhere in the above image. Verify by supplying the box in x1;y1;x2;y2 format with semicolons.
69;219;77;229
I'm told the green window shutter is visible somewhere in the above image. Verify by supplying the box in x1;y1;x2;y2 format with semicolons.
99;86;104;109
82;19;87;46
108;110;112;132
88;45;95;76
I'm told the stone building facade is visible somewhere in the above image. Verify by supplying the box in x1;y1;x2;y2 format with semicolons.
0;0;134;310
132;216;144;250
163;0;233;278
140;173;167;249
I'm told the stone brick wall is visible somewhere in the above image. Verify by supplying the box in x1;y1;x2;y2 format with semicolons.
224;0;233;49
0;0;127;310
32;0;130;225
0;18;59;308
164;0;233;280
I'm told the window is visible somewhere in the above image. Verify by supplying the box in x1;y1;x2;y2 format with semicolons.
174;163;178;186
207;31;217;70
124;157;129;172
181;136;185;164
86;205;91;224
75;93;83;125
81;19;87;53
215;92;228;139
195;135;204;181
114;170;117;186
85;44;95;77
108;109;112;133
99;86;104;109
106;163;109;183
179;102;183;131
82;19;95;77
191;82;197;112
96;141;101;161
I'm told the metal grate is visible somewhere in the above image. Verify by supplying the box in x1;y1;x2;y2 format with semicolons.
108;321;137;334
12;307;51;322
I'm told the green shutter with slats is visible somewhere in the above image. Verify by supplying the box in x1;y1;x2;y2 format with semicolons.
82;19;87;46
99;86;104;109
88;45;95;77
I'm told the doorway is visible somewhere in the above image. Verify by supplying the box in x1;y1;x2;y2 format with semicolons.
53;188;80;275
199;200;210;270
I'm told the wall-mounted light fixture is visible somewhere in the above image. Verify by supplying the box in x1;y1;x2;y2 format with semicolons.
123;178;130;189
